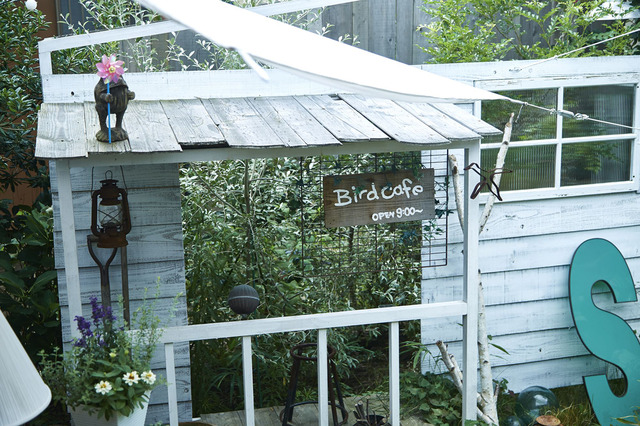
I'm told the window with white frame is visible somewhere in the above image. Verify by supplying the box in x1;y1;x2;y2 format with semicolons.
480;84;635;192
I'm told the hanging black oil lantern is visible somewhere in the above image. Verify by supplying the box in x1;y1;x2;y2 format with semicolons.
228;284;260;317
91;172;131;248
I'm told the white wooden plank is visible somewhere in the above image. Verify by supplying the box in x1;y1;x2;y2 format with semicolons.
53;225;186;269
50;162;179;192
160;302;467;343
52;187;182;230
126;101;182;153
161;99;225;146
449;192;640;243
462;143;480;422
242;336;255;426
317;329;328;426
388;322;400;426
422;292;640;344
398;102;481;140
246;97;307;147
203;98;287;148
55;160;83;339
352;0;369;52
165;343;179;426
35;103;88;159
147;401;192;425
424;225;640;279
251;97;341;147
431;103;502;136
295;95;389;141
423;258;640;306
84;102;131;153
339;94;450;144
56;259;186;305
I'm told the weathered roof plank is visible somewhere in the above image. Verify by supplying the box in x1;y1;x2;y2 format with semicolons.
250;97;341;147
338;94;450;145
202;98;285;148
431;103;502;136
161;99;225;147
35;103;88;159
397;102;481;141
126;101;182;153
295;95;389;142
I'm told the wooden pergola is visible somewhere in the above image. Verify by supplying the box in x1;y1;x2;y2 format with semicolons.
36;11;499;422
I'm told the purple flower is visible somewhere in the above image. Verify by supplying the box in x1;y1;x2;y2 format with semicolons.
75;315;93;337
90;297;116;326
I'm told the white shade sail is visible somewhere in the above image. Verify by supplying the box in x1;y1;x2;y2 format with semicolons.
0;312;52;426
136;0;506;104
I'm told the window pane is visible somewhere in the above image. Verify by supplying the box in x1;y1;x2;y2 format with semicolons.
561;140;631;186
563;85;634;137
482;89;557;144
481;145;555;191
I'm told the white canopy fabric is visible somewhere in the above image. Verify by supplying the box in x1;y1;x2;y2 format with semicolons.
136;0;507;103
0;312;51;426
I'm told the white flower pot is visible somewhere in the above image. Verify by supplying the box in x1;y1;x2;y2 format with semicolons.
70;399;149;426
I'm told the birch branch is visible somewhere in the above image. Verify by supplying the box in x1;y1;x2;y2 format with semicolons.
448;154;465;230
436;340;496;425
479;113;514;234
477;273;498;423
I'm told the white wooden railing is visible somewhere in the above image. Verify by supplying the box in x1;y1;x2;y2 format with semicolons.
159;301;468;426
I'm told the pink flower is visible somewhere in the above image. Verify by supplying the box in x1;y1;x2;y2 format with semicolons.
96;54;125;84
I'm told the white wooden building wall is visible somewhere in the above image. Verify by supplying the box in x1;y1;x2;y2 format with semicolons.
50;162;192;423
420;57;640;392
422;192;640;391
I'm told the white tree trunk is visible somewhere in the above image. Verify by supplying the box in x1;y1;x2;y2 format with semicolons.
444;114;514;426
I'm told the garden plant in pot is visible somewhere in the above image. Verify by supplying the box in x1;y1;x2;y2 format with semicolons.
39;297;163;426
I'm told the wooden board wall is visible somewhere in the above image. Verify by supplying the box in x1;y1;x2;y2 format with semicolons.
421;189;640;392
50;161;192;423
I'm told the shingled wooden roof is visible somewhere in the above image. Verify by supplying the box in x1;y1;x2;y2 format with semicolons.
35;93;500;160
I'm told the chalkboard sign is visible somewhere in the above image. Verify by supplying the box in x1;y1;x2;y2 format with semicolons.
323;169;435;228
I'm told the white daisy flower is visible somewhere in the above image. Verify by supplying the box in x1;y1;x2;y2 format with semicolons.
141;370;156;385
95;380;112;395
123;371;140;386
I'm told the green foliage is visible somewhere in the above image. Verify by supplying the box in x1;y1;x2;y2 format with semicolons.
420;0;640;63
181;156;428;413
0;202;58;360
400;370;463;425
56;0;325;74
39;296;164;420
0;3;49;192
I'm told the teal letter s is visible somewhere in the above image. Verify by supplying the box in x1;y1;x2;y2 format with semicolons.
569;238;640;426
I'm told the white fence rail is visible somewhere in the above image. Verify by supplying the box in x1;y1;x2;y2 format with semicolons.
160;301;467;426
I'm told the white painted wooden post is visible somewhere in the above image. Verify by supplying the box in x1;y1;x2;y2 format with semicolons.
462;142;480;422
633;82;640;194
242;336;255;426
317;329;329;425
388;322;400;425
55;160;82;338
165;342;179;426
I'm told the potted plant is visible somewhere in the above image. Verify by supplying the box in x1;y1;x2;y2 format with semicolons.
39;296;163;426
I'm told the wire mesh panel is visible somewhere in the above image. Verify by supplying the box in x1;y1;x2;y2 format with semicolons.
297;150;449;279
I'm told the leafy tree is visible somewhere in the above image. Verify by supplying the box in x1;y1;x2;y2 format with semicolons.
420;0;640;63
0;2;49;193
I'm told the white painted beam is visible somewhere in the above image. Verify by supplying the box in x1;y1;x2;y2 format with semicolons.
317;329;328;426
242;336;255;426
165;343;179;426
159;302;467;343
55;160;82;339
389;322;400;425
462;142;480;422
